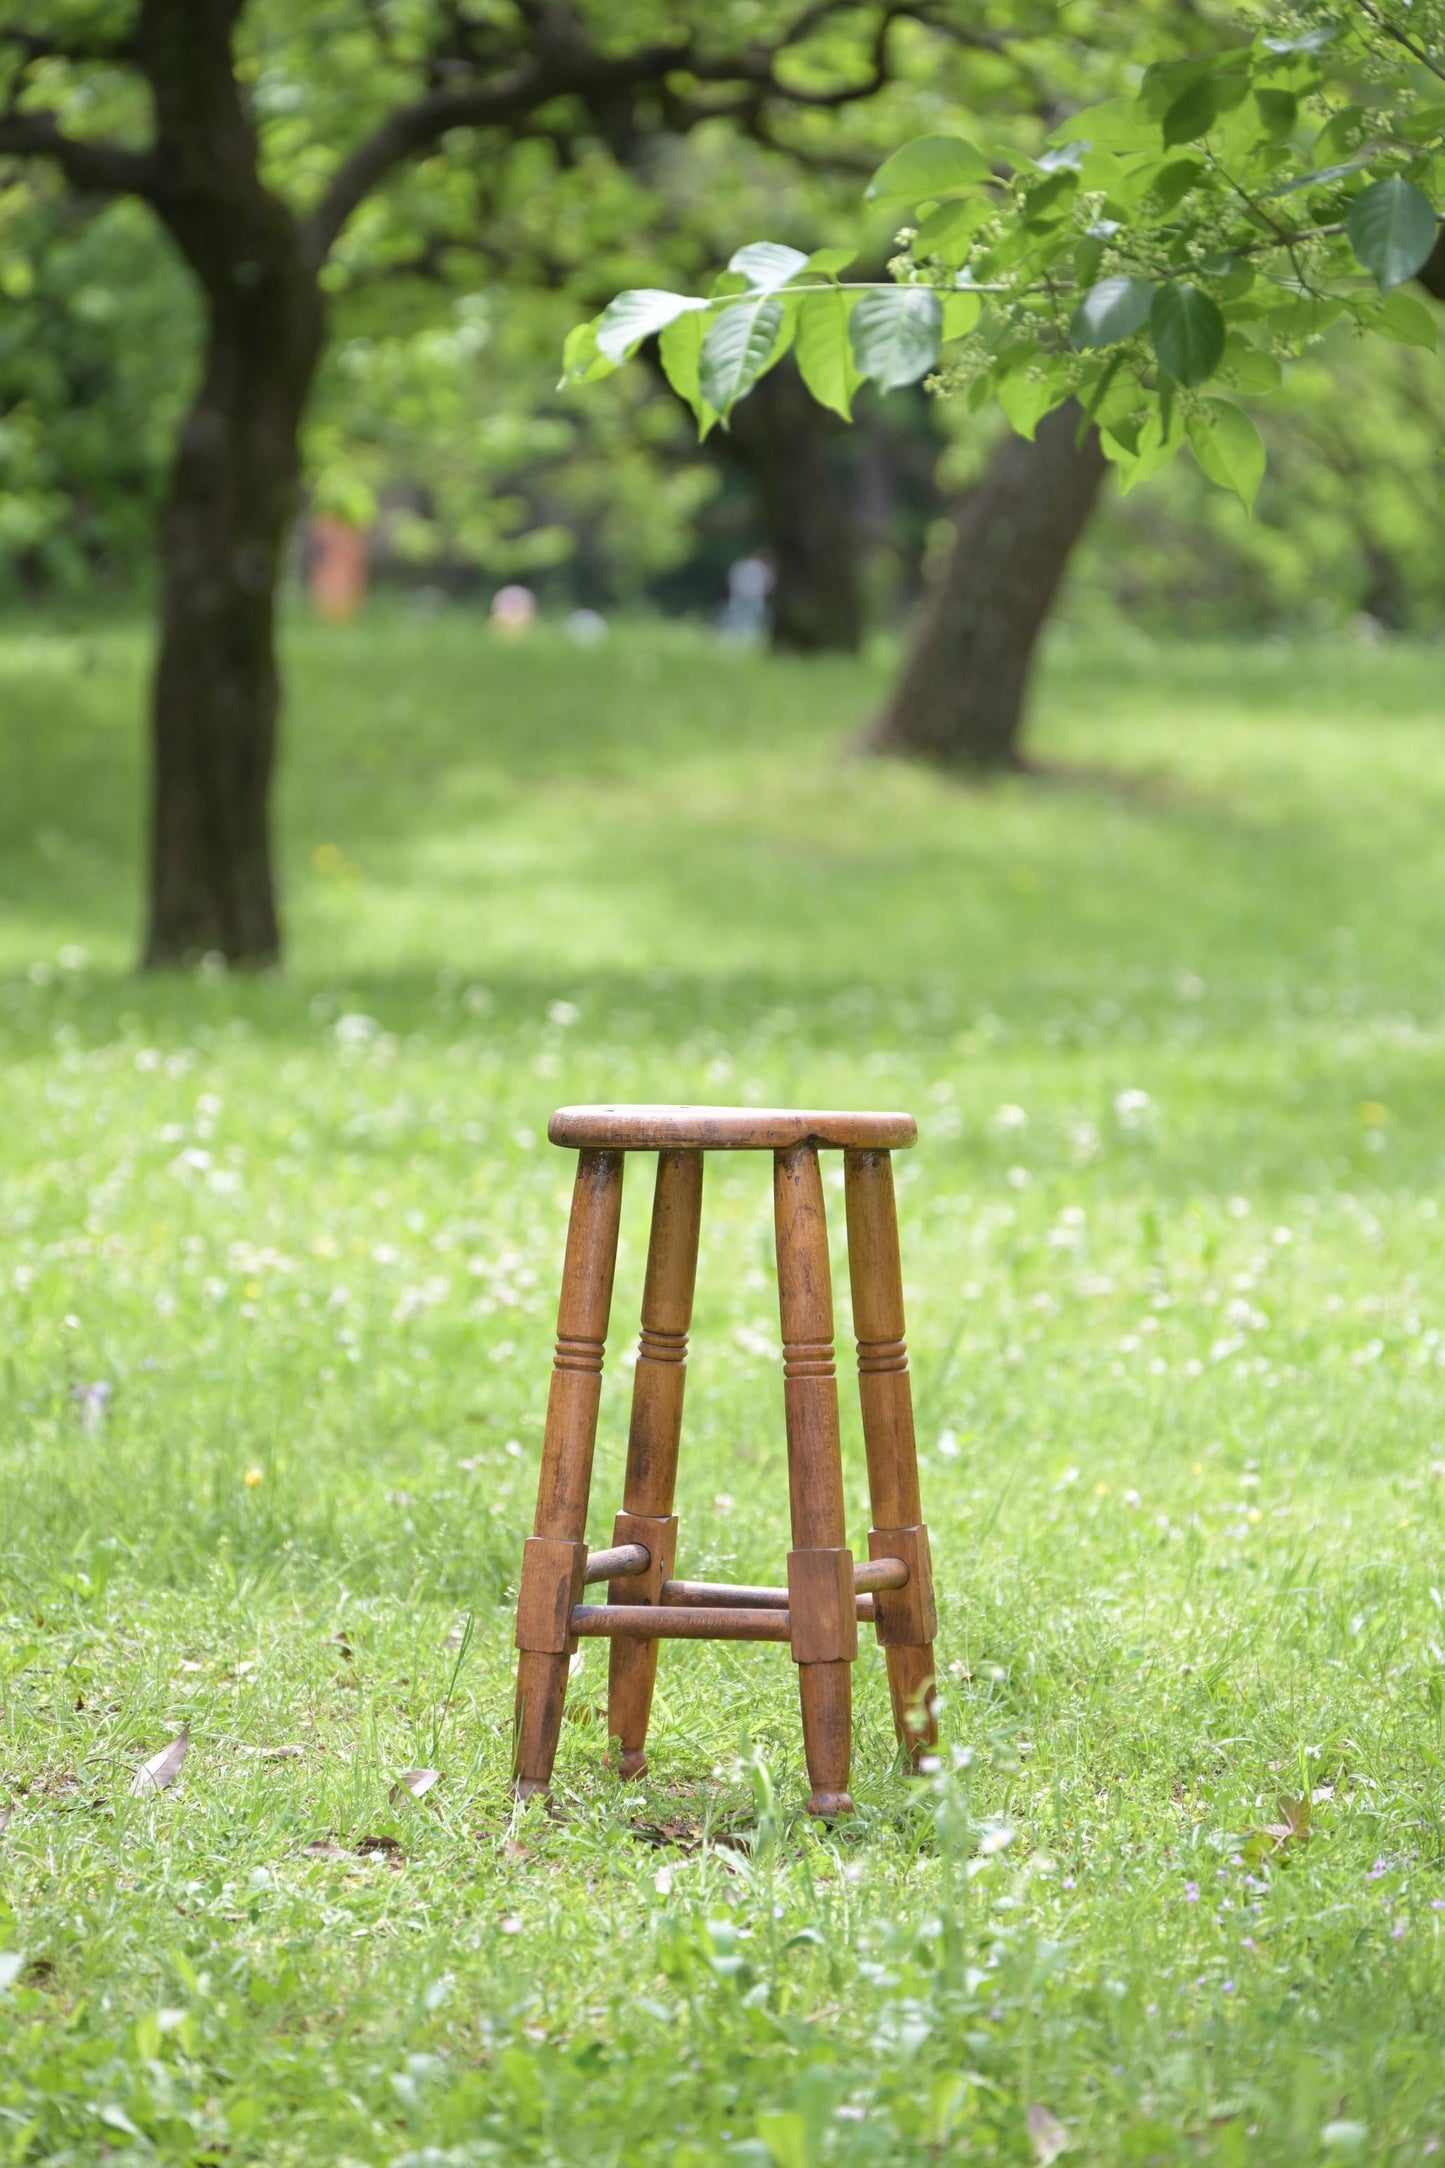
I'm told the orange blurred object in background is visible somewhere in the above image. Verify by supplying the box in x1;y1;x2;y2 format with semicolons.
308;516;370;623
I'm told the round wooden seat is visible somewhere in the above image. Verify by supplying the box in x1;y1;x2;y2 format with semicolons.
547;1104;917;1152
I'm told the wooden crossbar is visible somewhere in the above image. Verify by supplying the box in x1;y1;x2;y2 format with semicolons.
853;1556;908;1593
582;1542;650;1585
661;1578;787;1609
571;1604;792;1643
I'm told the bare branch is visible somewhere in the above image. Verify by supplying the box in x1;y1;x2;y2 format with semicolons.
0;109;165;197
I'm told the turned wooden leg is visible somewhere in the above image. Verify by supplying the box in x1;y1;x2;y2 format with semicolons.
844;1148;938;1766
607;1149;703;1779
774;1144;855;1818
512;1147;624;1797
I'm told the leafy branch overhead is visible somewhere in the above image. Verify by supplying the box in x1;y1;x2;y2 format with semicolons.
566;4;1445;507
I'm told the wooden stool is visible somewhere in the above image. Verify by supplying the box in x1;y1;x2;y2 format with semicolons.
511;1106;938;1817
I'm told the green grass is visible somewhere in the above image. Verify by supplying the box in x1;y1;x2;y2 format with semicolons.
4;610;1445;2165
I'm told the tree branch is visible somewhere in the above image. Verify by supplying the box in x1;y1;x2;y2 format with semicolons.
1351;0;1445;85
0;23;137;66
305;39;690;260
304;0;947;263
0;109;165;197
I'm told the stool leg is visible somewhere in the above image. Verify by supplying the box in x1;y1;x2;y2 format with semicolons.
844;1148;938;1766
774;1144;855;1818
607;1148;704;1779
512;1147;624;1798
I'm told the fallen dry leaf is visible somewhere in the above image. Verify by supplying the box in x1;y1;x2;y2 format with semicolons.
130;1726;189;1797
630;1817;704;1854
389;1767;440;1804
238;1744;305;1762
302;1838;348;1858
1027;2103;1070;2164
356;1833;405;1863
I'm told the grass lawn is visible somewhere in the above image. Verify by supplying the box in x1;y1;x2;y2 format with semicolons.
3;610;1445;2165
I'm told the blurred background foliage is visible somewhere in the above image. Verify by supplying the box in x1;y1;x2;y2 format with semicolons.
5;165;1443;632
0;0;1441;633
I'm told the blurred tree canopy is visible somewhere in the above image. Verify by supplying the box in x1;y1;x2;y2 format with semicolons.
6;0;1130;965
1;0;1442;964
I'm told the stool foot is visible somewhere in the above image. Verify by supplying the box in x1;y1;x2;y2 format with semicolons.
798;1658;853;1818
885;1643;939;1768
607;1638;659;1783
512;1649;570;1795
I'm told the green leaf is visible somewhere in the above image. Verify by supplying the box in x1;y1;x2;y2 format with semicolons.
1116;402;1185;493
1071;275;1154;350
1162;78;1219;148
996;364;1060;440
699;295;784;413
1150;282;1226;385
1023;170;1078;224
1261;25;1337;51
794;288;862;419
865;134;992;208
848;286;944;392
1222;339;1283;393
658;310;721;437
1186;397;1266;508
595;289;708;364
1347;175;1440;290
1150;159;1203;211
912;198;992;267
728;243;810;292
1371;288;1439;349
558;318;616;388
802;246;857;277
1255;89;1297;137
1052;97;1161;153
941;290;982;340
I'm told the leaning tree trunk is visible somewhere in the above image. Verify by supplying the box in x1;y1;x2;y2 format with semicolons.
722;357;863;654
1424;231;1445;302
145;261;323;966
871;401;1108;768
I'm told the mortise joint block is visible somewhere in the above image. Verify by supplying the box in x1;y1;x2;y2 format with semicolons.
610;1510;678;1604
515;1536;589;1655
787;1547;858;1665
868;1524;937;1646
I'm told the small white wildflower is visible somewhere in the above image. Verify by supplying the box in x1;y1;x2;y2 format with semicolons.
334;1012;380;1046
1114;1088;1153;1130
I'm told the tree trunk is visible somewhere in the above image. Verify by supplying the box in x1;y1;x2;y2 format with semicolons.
722;358;863;654
1423;230;1445;303
145;269;323;966
133;0;325;969
871;402;1108;768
